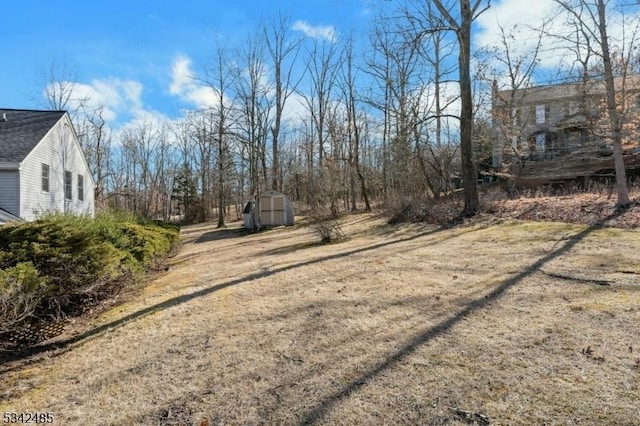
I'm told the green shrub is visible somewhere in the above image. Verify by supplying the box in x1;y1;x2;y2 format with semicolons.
118;222;180;264
0;262;47;333
0;211;180;341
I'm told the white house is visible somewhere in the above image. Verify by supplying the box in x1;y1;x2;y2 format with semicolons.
0;108;95;224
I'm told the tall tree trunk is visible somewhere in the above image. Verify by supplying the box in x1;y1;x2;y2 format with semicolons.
458;0;479;214
217;123;225;228
433;0;483;215
352;108;370;212
597;0;630;208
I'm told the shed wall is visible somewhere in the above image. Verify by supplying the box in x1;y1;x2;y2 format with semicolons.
259;192;294;226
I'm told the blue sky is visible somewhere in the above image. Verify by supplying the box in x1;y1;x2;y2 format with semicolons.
1;0;574;131
1;1;383;125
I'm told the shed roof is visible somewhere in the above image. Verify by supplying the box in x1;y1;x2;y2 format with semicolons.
0;109;65;163
260;190;287;198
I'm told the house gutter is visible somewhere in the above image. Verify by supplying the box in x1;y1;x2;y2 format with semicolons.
0;162;19;170
0;207;22;224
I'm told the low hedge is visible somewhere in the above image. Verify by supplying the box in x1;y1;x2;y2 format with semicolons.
0;212;180;339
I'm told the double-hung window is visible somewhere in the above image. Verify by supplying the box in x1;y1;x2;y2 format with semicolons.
64;171;72;200
78;174;84;201
41;164;50;192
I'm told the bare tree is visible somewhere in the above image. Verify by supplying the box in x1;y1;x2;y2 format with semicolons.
234;35;272;229
487;23;546;194
204;42;237;227
340;37;371;212
77;106;112;205
119;118;164;217
170;116;199;221
192;110;217;222
551;0;635;208
410;1;465;198
365;15;428;199
235;32;273;201
153;123;178;220
364;18;395;201
264;14;303;191
428;0;490;215
300;32;341;206
40;61;90;118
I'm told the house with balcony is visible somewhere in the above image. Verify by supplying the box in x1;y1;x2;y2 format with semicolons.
491;77;640;186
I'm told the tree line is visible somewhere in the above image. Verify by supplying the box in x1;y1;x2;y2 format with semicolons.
44;0;640;225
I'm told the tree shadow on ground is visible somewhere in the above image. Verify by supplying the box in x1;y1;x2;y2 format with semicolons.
296;210;623;425
259;219;489;259
261;241;325;257
0;225;450;370
194;227;248;244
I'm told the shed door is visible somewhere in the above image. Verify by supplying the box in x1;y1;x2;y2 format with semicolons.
273;196;284;211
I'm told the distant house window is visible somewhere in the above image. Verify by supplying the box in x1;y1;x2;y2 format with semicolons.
41;164;50;192
64;171;72;200
512;107;523;127
78;174;84;201
536;104;546;124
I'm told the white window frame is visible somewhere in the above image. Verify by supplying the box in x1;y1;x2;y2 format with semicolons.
64;170;72;200
41;164;50;192
77;174;84;202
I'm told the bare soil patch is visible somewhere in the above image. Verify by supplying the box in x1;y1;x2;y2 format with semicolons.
1;212;639;425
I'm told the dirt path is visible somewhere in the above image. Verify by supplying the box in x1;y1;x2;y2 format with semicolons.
1;214;639;425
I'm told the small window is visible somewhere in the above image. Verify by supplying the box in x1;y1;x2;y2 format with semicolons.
41;164;50;192
78;174;84;201
64;171;72;200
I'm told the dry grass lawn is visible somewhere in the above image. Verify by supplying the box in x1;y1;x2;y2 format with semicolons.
1;213;639;425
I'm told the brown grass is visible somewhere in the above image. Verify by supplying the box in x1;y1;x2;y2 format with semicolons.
1;210;639;425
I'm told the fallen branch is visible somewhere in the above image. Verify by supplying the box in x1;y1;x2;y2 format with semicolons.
540;270;612;286
278;351;304;363
450;407;490;425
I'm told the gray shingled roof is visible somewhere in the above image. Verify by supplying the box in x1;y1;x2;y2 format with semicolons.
0;109;66;163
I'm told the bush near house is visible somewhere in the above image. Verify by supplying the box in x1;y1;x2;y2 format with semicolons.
0;212;180;344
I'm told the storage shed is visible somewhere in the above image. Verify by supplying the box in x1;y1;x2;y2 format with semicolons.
259;190;295;227
243;200;256;230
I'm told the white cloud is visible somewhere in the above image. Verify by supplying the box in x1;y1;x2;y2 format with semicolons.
169;55;218;109
45;78;145;123
293;20;337;42
475;0;566;74
44;74;178;143
476;0;638;80
476;0;556;45
281;91;309;126
169;55;193;96
476;0;556;48
96;79;143;113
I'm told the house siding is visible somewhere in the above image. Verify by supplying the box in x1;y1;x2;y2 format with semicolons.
20;114;95;220
0;170;20;216
493;79;612;164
